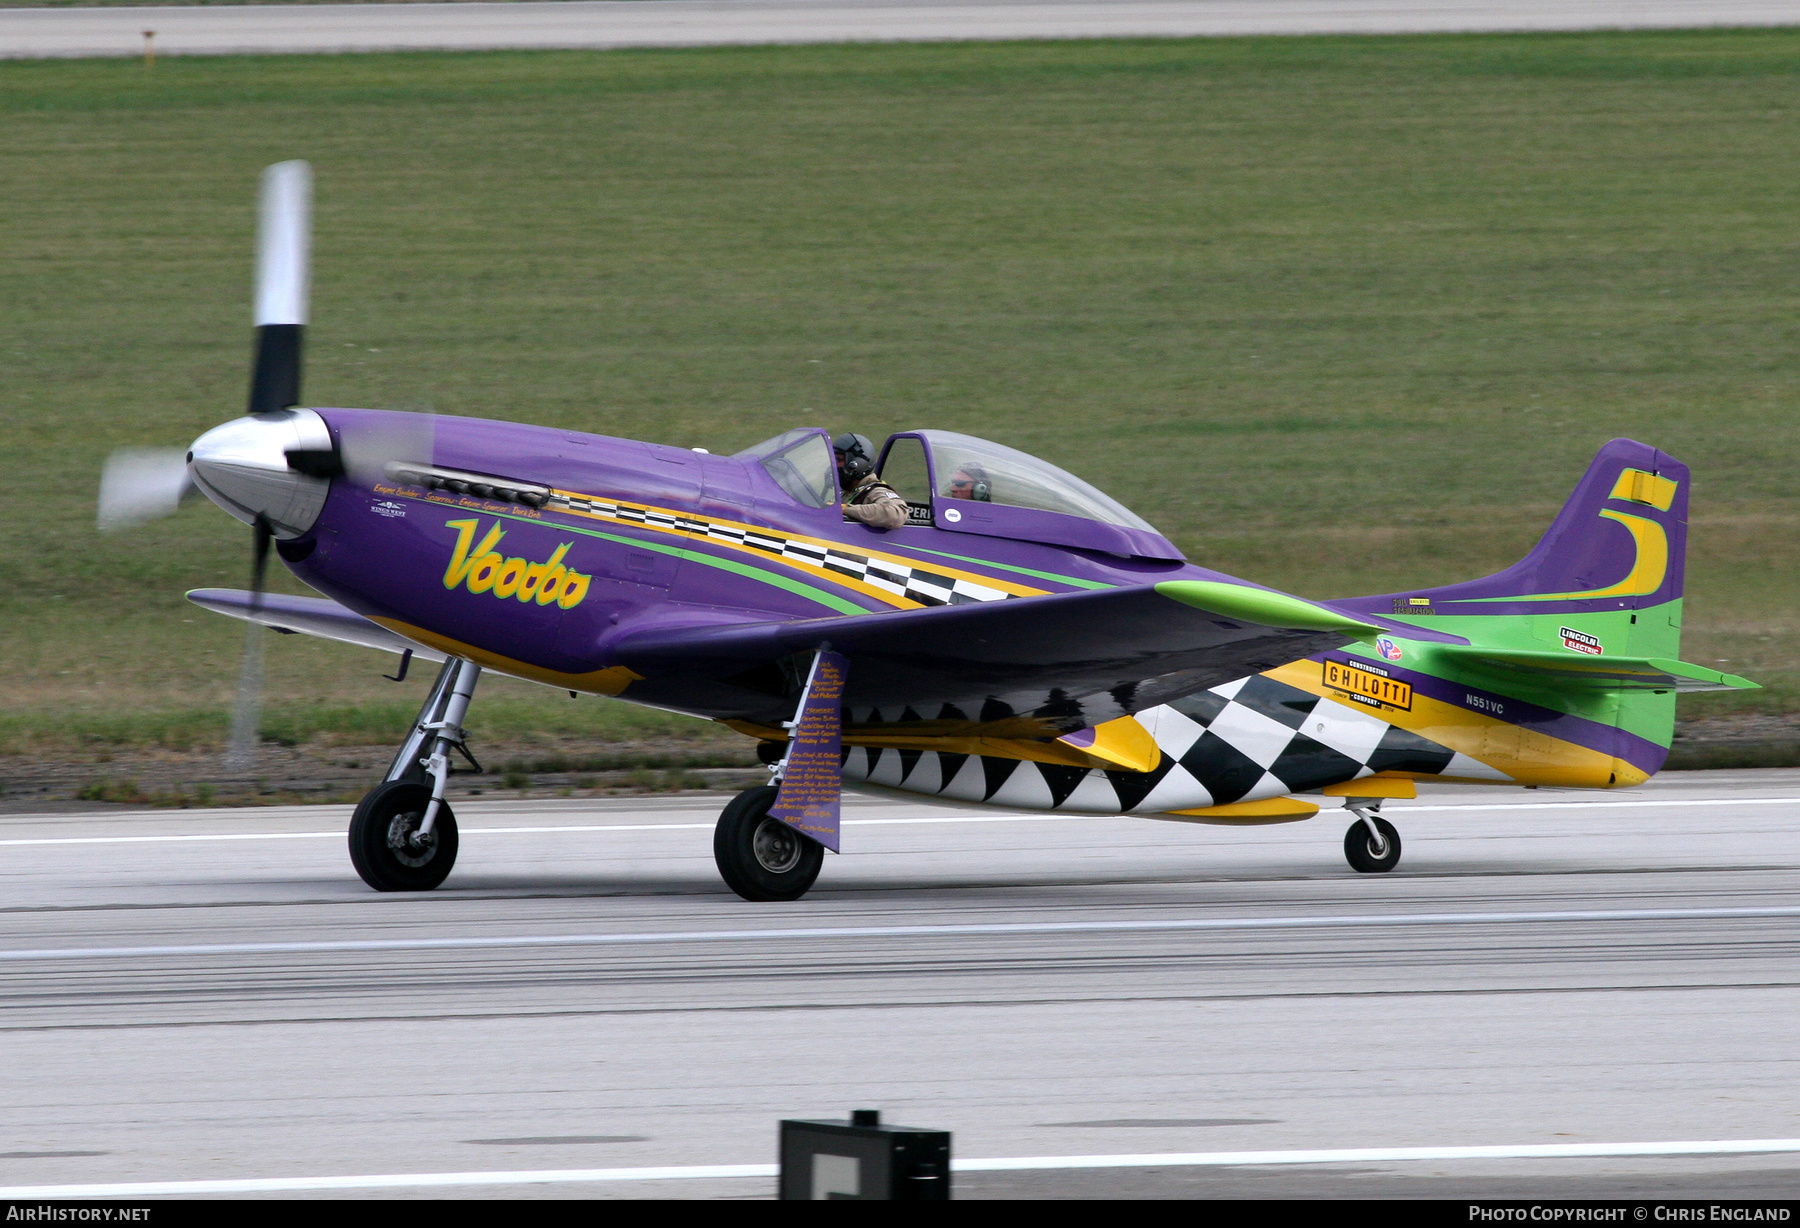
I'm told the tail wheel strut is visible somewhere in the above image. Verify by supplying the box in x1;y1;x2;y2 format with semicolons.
1343;805;1402;874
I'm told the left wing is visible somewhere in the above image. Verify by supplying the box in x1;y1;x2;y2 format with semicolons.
612;580;1447;734
187;589;447;663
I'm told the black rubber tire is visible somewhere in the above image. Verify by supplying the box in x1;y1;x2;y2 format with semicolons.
713;784;824;902
1344;816;1401;874
349;780;459;892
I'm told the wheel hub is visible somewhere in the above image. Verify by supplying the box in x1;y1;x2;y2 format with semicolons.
751;817;803;874
386;811;438;867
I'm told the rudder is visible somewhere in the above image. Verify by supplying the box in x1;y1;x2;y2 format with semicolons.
1353;438;1688;659
1336;439;1699;786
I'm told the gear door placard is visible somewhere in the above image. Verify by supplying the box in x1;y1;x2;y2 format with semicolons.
771;650;848;851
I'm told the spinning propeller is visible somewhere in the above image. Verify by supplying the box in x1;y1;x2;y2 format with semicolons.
97;162;317;532
223;160;314;770
97;161;322;772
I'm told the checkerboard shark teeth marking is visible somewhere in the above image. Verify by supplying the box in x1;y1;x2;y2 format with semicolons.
842;670;1498;814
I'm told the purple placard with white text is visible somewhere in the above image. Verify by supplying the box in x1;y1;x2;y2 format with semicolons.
769;650;847;852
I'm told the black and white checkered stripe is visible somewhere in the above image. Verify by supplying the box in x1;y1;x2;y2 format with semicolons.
843;670;1508;814
548;493;1015;606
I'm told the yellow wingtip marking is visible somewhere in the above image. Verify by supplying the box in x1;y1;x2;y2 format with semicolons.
1321;774;1417;800
1160;797;1320;824
1056;715;1161;774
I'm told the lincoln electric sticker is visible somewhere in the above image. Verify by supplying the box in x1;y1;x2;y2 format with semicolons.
442;518;590;608
1560;626;1604;656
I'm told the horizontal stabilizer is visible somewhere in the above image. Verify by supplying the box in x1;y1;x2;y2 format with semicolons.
187;589;446;663
1438;645;1758;693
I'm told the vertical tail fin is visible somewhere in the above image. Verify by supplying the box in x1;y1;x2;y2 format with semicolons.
1339;439;1695;784
1355;438;1688;656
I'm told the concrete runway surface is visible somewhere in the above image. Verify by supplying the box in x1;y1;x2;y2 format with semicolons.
4;1;1799;60
0;769;1798;1198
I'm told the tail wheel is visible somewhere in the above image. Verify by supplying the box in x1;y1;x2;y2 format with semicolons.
1344;816;1401;873
713;784;824;901
349;780;459;891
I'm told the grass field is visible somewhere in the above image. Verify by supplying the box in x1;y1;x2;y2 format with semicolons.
2;31;1796;769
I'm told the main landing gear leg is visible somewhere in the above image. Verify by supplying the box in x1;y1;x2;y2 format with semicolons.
713;781;824;902
714;651;841;902
713;744;824;902
1343;799;1402;874
348;657;484;892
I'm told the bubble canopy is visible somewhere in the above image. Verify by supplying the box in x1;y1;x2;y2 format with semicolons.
735;426;1180;559
906;430;1157;531
881;430;1182;561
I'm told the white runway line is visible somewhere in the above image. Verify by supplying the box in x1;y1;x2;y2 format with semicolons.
1;795;1794;848
0;1164;778;1198
0;811;1081;847
5;1;1800;61
6;1138;1800;1197
1396;796;1800;813
7;904;1800;962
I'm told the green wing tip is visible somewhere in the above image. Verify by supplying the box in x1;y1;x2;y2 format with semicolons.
1156;580;1383;640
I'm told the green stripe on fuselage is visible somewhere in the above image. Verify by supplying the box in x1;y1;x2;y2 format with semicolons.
459;506;869;616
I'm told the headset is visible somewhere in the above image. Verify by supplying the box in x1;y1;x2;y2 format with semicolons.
949;464;992;502
832;433;876;483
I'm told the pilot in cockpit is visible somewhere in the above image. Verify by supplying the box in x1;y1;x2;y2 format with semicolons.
833;433;909;530
944;463;993;502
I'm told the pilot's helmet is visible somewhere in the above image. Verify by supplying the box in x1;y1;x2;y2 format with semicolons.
832;433;877;483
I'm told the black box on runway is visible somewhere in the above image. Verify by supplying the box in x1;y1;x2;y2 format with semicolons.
779;1111;950;1199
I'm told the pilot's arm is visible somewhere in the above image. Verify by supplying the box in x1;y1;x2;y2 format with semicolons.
843;477;910;530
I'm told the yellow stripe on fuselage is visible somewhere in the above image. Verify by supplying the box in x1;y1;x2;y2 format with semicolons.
1263;660;1648;788
372;617;644;694
544;489;1050;609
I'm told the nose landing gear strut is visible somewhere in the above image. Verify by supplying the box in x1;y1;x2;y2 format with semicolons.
348;657;483;891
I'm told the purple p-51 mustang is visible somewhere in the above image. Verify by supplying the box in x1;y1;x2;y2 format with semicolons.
100;163;1756;901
